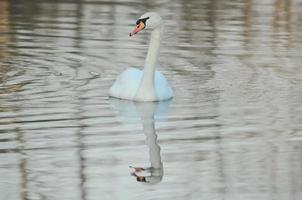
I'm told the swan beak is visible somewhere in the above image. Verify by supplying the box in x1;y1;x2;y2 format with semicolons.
129;21;145;37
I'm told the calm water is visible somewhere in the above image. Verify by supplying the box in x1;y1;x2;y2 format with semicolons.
1;0;302;199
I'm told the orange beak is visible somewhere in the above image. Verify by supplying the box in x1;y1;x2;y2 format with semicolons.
129;21;145;37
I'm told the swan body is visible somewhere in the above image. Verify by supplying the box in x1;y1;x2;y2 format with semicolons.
110;68;173;101
109;12;173;102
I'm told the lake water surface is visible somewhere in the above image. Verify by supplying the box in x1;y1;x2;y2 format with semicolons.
0;0;302;199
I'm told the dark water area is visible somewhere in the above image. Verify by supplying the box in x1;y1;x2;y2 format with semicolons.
0;0;302;199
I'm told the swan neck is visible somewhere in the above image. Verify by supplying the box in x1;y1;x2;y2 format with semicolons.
144;26;162;72
135;26;163;101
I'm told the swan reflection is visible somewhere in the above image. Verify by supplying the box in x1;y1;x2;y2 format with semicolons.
110;98;171;184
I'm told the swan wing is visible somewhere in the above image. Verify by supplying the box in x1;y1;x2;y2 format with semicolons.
154;71;174;101
109;68;142;100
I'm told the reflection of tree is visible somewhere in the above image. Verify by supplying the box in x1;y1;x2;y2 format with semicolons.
0;0;25;104
74;88;88;200
242;0;252;48
8;0;42;31
0;0;12;80
73;2;87;199
272;0;292;46
0;3;29;198
16;127;29;200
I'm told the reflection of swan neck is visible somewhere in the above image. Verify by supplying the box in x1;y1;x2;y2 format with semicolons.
142;118;162;170
135;25;163;99
110;99;170;184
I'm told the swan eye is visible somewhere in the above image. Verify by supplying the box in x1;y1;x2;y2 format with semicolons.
136;17;150;26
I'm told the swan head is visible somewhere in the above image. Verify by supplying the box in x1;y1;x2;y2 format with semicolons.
129;12;162;37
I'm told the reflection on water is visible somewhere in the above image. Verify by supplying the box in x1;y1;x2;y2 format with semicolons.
110;99;169;184
0;0;302;200
0;1;13;87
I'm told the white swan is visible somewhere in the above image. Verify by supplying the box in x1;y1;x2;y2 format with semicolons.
109;12;173;102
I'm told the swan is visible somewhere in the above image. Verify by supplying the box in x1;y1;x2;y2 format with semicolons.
109;12;173;102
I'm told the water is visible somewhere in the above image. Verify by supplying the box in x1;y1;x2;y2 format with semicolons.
0;0;302;199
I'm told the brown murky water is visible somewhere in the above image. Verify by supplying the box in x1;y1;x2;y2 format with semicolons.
0;0;302;199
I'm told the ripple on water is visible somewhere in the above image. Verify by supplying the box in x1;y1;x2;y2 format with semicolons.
0;0;302;200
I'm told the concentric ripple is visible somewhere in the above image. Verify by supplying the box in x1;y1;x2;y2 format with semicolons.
0;0;302;200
